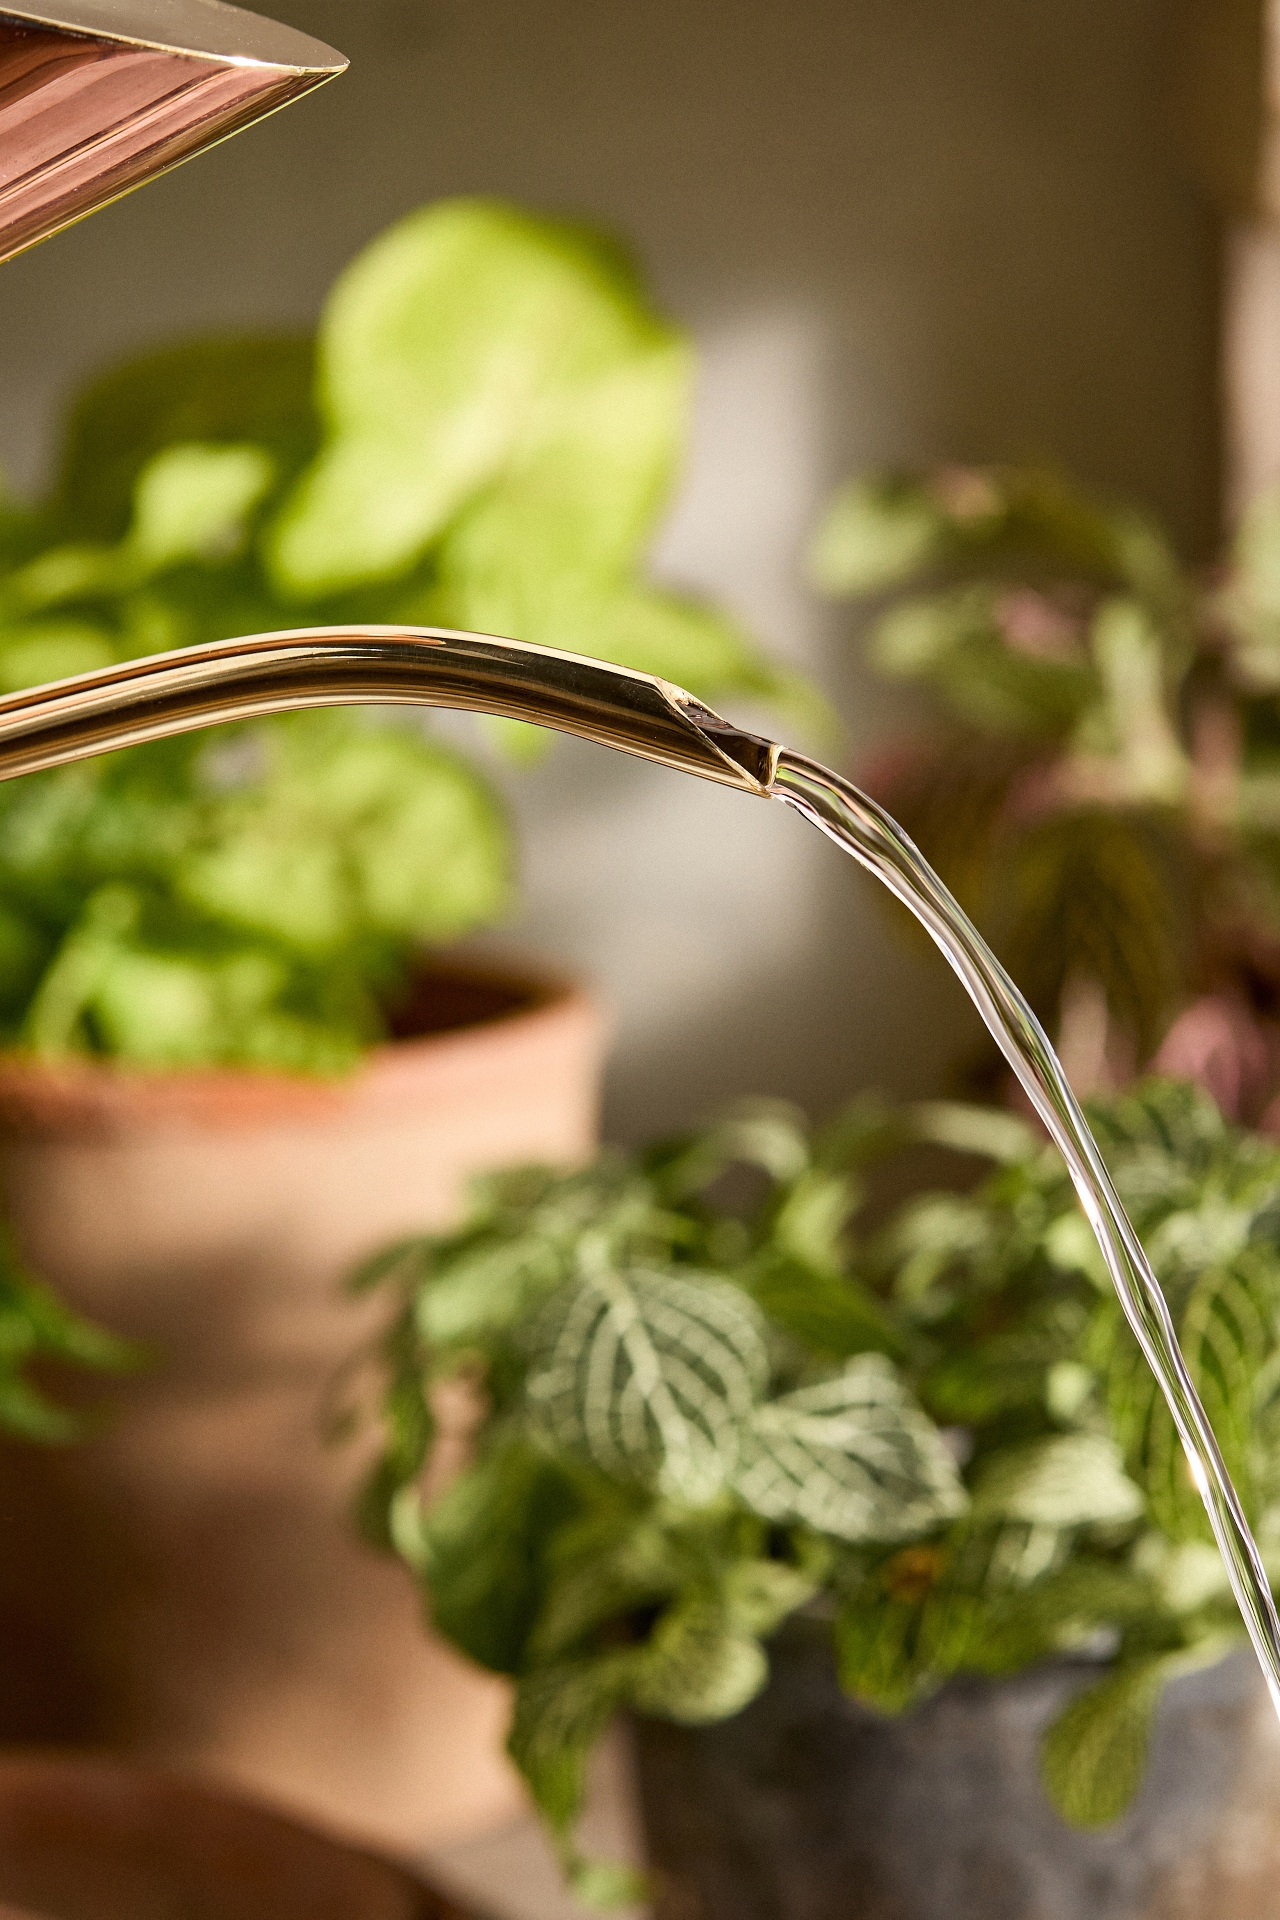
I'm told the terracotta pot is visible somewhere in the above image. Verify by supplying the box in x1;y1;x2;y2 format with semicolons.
0;1754;472;1920
0;960;607;1853
635;1621;1280;1920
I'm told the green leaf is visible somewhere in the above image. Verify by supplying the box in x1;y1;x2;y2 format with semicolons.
808;475;955;595
508;1653;631;1843
870;586;1097;737
911;1101;1037;1166
647;1097;813;1199
0;1228;139;1442
834;1588;926;1712
269;199;676;595
1072;598;1189;805
627;1587;769;1723
421;1436;579;1675
127;443;276;572
1038;1649;1230;1826
55;335;317;541
0;620;117;693
181;715;512;956
529;1505;701;1665
745;1251;899;1360
968;1435;1145;1531
814;466;1185;614
426;338;691;600
524;1259;769;1503
1002;810;1190;1059
732;1354;966;1542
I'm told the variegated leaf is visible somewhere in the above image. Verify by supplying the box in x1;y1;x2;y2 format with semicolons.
969;1433;1144;1531
732;1353;966;1542
524;1258;768;1503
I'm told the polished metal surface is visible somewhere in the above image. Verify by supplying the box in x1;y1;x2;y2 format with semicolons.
0;625;781;794
0;0;344;261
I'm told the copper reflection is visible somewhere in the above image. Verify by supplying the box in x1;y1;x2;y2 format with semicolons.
0;11;342;262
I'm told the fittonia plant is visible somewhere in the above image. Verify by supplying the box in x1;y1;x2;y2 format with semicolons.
0;199;814;1073
359;1079;1280;1897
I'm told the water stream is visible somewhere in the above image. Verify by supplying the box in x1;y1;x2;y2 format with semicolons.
770;748;1280;1717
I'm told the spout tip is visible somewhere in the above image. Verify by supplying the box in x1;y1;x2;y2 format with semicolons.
667;690;781;795
5;2;348;73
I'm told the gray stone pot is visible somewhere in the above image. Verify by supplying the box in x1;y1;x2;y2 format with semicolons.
634;1619;1280;1920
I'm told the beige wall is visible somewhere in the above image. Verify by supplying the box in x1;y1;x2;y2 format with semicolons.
0;0;1220;1139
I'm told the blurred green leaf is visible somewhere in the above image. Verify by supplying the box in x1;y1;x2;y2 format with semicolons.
870;585;1097;738
1002;810;1189;1058
733;1354;966;1541
968;1435;1144;1530
127;443;276;573
1038;1650;1230;1826
422;1434;579;1674
55;335;317;541
808;475;957;596
269;200;677;595
180;714;512;956
0;1228;139;1442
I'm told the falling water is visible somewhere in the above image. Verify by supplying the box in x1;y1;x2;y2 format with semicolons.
770;748;1280;1718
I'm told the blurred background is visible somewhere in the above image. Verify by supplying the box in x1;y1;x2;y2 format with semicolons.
0;0;1226;1140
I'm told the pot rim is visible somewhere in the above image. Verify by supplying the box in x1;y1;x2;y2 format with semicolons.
0;952;608;1138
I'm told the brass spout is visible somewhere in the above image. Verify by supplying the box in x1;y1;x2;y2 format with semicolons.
0;0;345;262
0;626;782;795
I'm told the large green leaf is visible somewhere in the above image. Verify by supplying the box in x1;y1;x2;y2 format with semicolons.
732;1354;966;1542
127;443;277;573
423;340;690;603
524;1261;769;1504
269;200;679;595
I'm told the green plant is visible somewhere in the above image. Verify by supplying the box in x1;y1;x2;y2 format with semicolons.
359;1079;1280;1893
354;1100;965;1899
0;198;811;1072
808;465;1280;1124
0;1234;135;1440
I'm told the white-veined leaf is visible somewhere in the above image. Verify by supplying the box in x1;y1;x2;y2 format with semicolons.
969;1433;1144;1531
732;1353;966;1542
628;1588;768;1724
524;1259;769;1503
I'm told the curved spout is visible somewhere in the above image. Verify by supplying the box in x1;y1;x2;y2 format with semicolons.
0;625;781;794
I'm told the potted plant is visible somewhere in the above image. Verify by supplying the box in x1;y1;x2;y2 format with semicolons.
360;1079;1280;1917
0;196;811;1846
808;463;1280;1125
